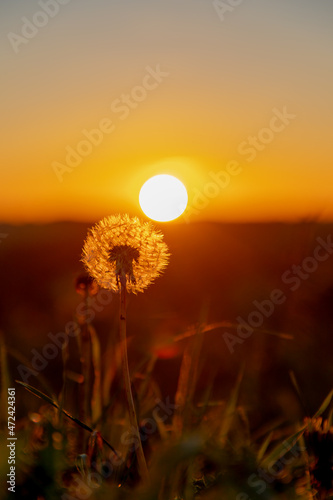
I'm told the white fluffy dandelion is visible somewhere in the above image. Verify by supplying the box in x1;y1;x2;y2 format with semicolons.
82;214;169;293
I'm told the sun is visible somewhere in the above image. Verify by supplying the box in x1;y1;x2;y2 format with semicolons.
139;174;188;222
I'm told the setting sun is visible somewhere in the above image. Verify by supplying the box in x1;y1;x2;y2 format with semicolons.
139;174;188;222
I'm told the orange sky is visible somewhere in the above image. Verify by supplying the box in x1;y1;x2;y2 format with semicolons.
1;0;333;224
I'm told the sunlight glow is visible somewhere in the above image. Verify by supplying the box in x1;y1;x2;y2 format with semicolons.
139;175;188;222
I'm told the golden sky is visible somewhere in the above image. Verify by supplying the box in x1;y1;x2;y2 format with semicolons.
1;0;333;223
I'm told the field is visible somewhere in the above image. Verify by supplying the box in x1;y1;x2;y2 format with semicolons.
0;220;332;499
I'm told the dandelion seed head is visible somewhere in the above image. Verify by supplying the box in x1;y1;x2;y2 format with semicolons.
82;214;169;293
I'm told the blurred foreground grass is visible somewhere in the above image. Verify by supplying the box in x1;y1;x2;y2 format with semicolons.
0;313;332;499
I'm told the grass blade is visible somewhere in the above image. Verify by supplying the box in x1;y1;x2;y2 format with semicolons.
173;340;193;438
15;380;119;457
89;324;102;425
16;379;59;407
312;389;333;418
289;370;309;416
219;366;244;442
173;309;207;438
257;431;273;464
58;332;70;426
173;321;294;342
260;427;305;470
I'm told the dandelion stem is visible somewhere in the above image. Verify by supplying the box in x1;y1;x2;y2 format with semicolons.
119;274;149;483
